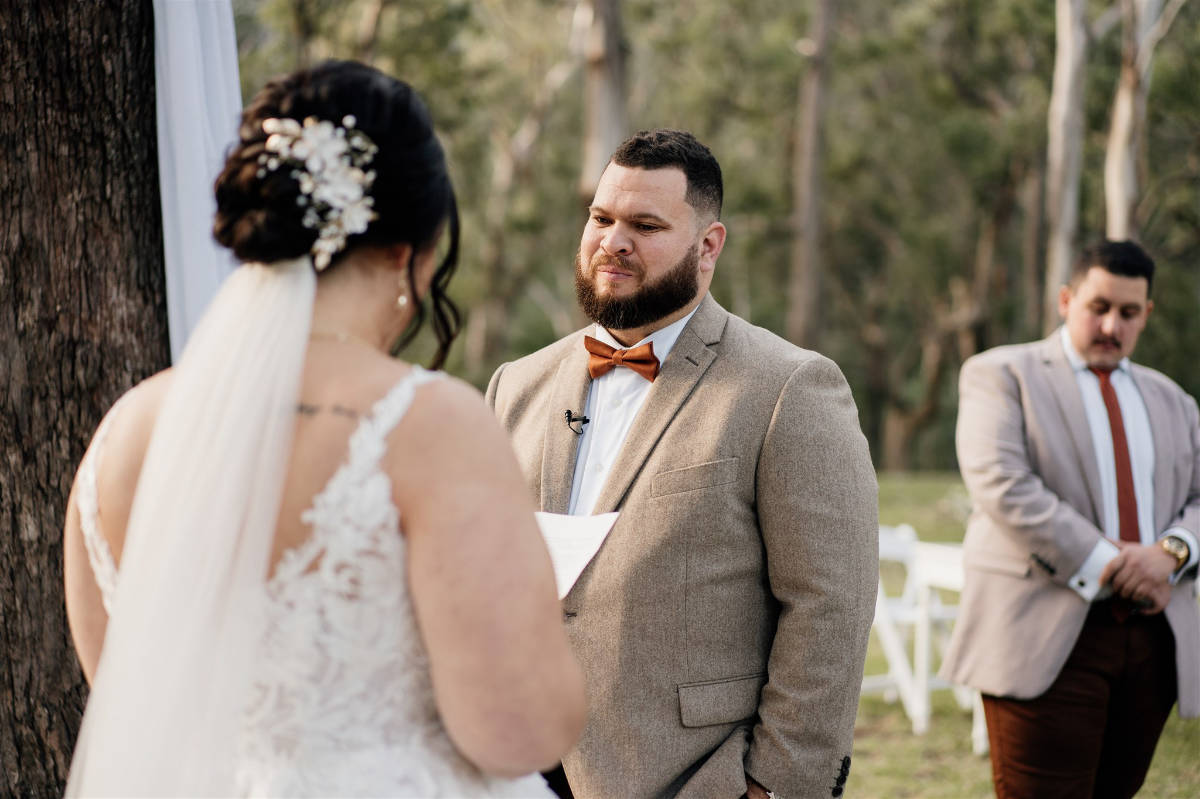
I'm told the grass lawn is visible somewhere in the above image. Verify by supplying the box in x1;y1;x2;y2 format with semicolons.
851;472;1200;798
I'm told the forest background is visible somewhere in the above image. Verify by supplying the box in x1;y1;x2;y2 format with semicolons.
236;0;1200;471
2;0;1199;795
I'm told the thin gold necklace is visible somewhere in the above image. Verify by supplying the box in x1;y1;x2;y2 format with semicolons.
309;330;382;351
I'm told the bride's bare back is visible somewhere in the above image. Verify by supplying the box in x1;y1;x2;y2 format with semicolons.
64;343;584;785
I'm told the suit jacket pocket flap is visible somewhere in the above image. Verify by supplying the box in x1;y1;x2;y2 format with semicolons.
963;549;1032;578
677;673;764;728
652;458;738;498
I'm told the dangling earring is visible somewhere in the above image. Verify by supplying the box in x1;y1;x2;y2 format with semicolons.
396;275;409;308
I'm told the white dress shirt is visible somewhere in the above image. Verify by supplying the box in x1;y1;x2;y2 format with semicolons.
1060;328;1199;599
567;309;698;516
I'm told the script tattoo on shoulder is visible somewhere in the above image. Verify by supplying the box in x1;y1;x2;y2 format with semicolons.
296;402;359;419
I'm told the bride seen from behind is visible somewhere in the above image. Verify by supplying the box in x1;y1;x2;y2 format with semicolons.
61;60;585;796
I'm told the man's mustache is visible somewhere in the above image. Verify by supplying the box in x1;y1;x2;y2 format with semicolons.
1092;336;1121;348
589;253;640;275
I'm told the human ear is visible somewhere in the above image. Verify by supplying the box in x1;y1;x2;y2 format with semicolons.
698;221;726;273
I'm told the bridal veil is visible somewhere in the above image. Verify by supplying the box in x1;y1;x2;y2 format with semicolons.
65;257;314;796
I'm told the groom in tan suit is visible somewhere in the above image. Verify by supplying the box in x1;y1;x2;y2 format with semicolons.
942;240;1199;798
487;130;878;798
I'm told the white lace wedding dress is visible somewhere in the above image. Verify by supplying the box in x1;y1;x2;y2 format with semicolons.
76;368;554;798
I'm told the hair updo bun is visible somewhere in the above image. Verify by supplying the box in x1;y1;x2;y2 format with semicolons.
213;60;461;366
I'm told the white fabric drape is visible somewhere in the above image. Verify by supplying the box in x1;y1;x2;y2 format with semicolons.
154;0;243;361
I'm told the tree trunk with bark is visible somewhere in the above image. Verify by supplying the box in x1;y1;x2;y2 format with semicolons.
1019;163;1045;341
0;3;168;795
877;193;1011;470
1043;0;1088;334
577;0;628;203
785;0;834;350
1104;0;1188;239
462;53;580;380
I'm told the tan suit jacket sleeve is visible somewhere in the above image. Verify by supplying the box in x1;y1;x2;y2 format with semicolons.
746;356;878;797
955;349;1106;580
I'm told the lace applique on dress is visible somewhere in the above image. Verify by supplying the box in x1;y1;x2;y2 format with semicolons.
234;367;552;797
76;398;126;613
77;368;551;797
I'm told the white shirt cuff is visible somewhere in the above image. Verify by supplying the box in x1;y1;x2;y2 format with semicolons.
1068;538;1121;601
1163;527;1199;585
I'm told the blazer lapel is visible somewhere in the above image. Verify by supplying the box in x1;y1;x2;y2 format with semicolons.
540;336;594;514
1040;334;1104;524
591;295;726;514
1131;365;1179;531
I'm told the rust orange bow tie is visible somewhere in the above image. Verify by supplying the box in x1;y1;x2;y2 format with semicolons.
584;335;660;382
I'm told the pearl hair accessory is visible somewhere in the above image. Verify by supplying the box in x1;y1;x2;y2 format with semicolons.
258;115;379;271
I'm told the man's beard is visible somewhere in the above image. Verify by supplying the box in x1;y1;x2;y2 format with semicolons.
575;244;700;331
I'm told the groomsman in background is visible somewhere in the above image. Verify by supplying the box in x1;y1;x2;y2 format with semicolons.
942;240;1199;798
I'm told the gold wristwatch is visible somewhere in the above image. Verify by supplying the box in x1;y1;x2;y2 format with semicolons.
1159;535;1190;571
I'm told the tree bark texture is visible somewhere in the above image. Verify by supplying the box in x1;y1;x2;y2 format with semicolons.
1103;0;1186;239
577;0;628;203
0;2;168;795
1019;164;1045;341
785;0;833;350
1043;0;1088;334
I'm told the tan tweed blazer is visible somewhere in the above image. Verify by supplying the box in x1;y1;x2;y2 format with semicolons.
941;332;1200;717
486;295;878;799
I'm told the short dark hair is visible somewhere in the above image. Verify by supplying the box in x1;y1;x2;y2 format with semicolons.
1071;240;1155;293
610;129;723;221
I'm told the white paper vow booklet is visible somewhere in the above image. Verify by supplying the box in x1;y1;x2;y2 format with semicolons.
534;511;620;599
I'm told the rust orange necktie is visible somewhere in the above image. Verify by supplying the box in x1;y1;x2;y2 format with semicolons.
584;335;660;382
1090;367;1140;543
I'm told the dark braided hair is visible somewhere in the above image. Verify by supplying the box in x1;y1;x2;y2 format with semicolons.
213;60;461;368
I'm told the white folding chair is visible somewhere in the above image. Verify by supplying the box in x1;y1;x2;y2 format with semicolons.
864;525;988;754
861;524;921;724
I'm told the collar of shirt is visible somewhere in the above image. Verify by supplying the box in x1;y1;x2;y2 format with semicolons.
567;307;700;515
1059;326;1131;376
590;305;699;367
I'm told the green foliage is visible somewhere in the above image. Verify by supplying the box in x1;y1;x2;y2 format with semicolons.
231;0;1200;464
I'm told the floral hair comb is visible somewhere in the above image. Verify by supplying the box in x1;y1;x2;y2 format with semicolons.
258;115;379;270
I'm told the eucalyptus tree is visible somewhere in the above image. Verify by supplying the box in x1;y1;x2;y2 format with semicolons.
786;0;835;351
1103;0;1191;239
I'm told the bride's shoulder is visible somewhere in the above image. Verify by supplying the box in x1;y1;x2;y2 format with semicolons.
81;369;175;482
399;369;492;425
381;369;509;461
102;369;174;441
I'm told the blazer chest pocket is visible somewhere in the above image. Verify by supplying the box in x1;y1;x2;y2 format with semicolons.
677;672;764;728
651;458;738;498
